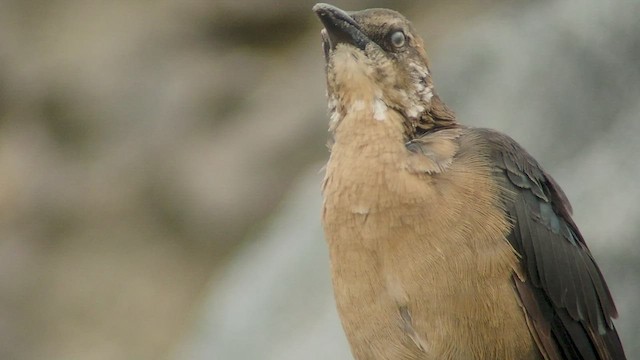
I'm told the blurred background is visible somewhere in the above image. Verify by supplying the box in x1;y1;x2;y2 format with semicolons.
0;0;638;359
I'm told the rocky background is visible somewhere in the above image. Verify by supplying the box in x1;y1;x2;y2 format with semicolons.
0;0;638;359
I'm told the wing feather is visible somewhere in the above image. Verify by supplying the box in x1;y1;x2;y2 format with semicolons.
475;128;625;360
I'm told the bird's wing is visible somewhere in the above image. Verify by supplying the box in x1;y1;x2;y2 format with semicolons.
476;128;626;360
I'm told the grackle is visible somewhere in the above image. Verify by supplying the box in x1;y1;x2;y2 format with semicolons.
313;3;626;359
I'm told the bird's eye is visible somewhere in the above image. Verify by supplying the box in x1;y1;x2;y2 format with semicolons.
389;31;406;48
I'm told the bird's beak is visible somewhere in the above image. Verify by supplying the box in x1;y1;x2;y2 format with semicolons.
313;3;370;52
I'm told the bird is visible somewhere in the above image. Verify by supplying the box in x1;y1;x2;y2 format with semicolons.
312;3;626;360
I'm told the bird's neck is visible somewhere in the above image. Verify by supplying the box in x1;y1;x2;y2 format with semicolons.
331;98;407;155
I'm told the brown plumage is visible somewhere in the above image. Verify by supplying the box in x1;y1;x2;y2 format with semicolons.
313;3;626;359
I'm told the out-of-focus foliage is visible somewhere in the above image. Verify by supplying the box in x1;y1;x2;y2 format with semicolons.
0;0;637;360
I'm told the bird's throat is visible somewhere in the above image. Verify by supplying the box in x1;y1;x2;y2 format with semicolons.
331;98;407;153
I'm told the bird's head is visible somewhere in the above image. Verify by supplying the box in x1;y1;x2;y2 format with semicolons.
313;3;455;136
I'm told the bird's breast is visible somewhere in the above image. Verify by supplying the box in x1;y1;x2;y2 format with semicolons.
321;128;539;359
